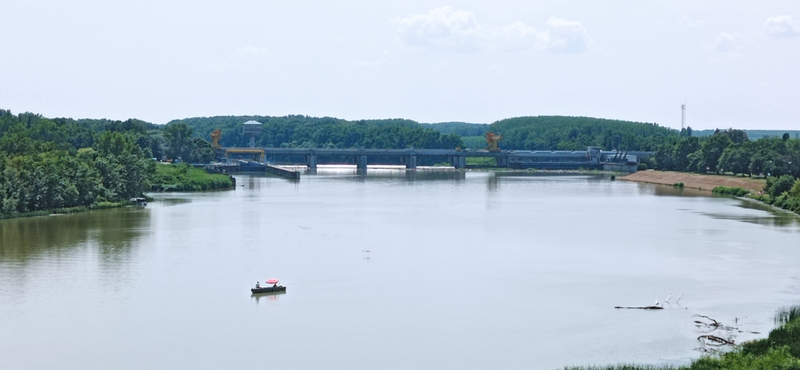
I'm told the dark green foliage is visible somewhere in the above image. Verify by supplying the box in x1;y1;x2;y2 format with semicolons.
488;116;676;151
637;163;647;171
691;129;800;140
0;110;156;215
712;186;749;197
150;164;233;191
168;115;464;150
673;137;700;171
766;175;796;197
718;144;752;176
422;122;488;136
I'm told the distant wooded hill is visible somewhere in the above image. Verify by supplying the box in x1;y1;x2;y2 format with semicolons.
487;116;677;151
169;115;463;150
692;129;800;140
173;115;679;151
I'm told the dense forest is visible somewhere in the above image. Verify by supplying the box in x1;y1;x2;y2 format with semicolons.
0;110;230;217
0;110;157;215
169;115;464;150
488;116;677;151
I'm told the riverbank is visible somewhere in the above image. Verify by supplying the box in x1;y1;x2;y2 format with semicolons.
0;201;134;220
563;306;800;370
621;170;766;193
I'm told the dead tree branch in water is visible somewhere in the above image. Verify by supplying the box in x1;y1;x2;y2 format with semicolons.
614;305;664;310
698;335;735;346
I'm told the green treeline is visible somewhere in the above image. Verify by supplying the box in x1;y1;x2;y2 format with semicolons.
652;129;800;216
564;306;800;370
0;110;233;218
0;110;156;215
170;115;464;149
488;116;677;151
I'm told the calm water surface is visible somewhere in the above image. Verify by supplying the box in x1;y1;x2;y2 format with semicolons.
2;170;800;370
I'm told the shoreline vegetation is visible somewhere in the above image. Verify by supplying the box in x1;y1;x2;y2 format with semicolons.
622;170;800;216
0;200;135;220
150;163;234;192
563;306;800;370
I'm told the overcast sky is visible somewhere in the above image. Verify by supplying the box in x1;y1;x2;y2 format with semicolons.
1;1;798;130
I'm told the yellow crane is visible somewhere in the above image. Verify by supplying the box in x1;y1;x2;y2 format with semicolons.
486;132;502;152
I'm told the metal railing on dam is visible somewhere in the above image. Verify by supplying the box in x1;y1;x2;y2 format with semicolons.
217;147;654;172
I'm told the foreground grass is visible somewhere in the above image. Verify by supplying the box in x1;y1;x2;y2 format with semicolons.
563;306;800;370
150;163;234;191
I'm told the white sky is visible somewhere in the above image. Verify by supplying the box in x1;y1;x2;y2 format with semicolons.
1;1;798;130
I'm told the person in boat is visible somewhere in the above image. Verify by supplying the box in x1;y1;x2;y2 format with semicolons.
273;283;277;287
255;281;260;288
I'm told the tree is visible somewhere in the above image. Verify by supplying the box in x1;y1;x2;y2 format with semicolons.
697;134;732;173
766;175;796;197
163;122;194;160
673;137;700;172
719;144;752;176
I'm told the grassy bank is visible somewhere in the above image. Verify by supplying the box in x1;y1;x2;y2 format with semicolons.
150;163;234;191
0;201;134;220
563;306;800;370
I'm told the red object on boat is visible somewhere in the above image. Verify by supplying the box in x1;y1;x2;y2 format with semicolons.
266;278;279;284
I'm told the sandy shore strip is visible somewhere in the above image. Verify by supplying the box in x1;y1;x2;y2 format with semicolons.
621;170;766;192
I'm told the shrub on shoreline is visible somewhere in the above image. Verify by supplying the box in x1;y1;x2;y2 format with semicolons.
712;186;749;197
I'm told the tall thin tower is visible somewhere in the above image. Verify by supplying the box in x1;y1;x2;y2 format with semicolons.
681;104;686;130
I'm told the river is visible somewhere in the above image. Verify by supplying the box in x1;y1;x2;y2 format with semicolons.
2;169;799;370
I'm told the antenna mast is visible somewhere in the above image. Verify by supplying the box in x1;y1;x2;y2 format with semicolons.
681;104;686;130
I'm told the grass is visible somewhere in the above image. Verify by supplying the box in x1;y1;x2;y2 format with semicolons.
150;163;234;191
562;305;800;370
465;157;498;167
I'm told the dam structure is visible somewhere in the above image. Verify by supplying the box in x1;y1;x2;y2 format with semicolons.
216;147;651;173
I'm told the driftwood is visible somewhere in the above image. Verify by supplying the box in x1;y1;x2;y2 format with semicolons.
614;305;664;310
698;335;735;346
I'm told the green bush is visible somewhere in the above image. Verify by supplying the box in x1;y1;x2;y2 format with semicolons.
713;186;749;197
637;163;648;171
766;175;796;197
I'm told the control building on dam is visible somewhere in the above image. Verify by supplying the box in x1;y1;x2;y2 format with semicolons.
218;147;651;172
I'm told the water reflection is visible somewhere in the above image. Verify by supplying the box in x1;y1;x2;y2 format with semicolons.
0;207;149;263
251;291;286;304
649;184;709;197
157;197;193;207
302;167;465;182
702;199;800;228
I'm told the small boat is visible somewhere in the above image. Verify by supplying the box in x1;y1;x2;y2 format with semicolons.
251;285;287;294
251;278;286;294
